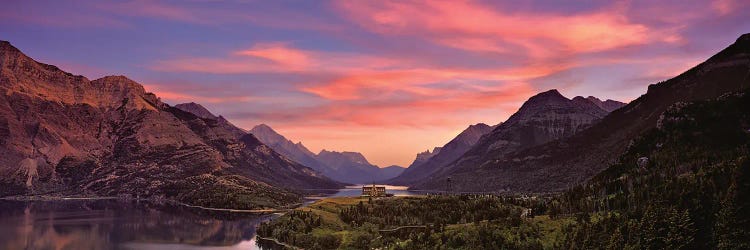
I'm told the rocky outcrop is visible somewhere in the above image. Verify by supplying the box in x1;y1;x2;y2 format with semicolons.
413;33;750;192
0;41;342;208
409;147;442;169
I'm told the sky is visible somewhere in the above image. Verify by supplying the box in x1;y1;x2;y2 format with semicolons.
1;0;749;167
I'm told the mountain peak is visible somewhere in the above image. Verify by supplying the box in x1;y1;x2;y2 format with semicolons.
536;89;564;98
175;102;217;119
254;123;273;130
737;33;750;43
523;89;569;105
467;123;489;129
318;150;369;163
92;75;147;94
586;96;602;103
250;124;287;143
582;96;627;112
0;40;20;53
251;124;280;136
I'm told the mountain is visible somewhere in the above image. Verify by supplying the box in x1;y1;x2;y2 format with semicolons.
248;124;403;184
380;165;406;179
174;102;217;119
175;102;247;139
0;40;342;209
408;147;442;169
248;124;329;174
387;123;492;186
406;91;617;188
412;33;750;192
314;150;392;184
585;96;626;112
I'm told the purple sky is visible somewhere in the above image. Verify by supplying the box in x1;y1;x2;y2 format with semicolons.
1;0;748;167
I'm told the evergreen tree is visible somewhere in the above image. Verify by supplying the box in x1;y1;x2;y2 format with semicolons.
715;159;750;249
666;209;695;249
606;228;625;250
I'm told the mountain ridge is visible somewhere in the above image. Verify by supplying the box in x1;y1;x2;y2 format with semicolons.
247;123;404;183
412;33;750;192
402;91;621;188
388;123;493;186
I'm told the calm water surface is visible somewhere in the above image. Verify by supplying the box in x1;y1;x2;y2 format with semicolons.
0;200;280;250
0;186;424;250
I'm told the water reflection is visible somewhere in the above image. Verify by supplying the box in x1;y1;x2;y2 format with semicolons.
0;186;428;250
0;200;279;250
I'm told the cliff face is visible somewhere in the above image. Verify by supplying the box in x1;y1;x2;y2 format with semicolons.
0;41;341;209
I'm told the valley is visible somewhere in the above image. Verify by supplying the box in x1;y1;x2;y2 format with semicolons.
1;1;749;248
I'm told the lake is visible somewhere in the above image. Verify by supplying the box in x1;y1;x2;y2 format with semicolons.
0;199;281;250
0;186;426;250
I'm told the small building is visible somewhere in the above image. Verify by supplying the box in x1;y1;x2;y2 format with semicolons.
362;184;387;197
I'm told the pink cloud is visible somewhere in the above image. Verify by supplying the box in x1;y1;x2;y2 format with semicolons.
332;0;682;59
152;43;399;74
236;43;313;70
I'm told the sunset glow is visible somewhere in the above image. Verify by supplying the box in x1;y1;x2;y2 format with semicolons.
2;0;748;166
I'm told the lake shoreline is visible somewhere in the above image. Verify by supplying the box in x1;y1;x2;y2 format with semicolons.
0;195;302;214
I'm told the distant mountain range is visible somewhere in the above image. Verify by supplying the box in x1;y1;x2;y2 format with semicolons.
411;33;750;192
247;124;404;184
0;40;342;209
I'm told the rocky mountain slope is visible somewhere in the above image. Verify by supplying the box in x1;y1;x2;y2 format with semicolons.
413;33;750;192
0;40;342;209
387;123;492;186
